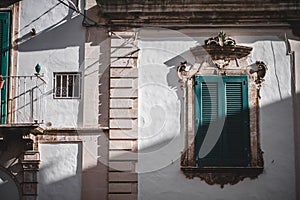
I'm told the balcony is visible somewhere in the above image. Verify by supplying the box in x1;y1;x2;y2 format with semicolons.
96;0;300;29
0;75;45;136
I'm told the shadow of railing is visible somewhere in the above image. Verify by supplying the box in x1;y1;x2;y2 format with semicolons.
0;75;46;124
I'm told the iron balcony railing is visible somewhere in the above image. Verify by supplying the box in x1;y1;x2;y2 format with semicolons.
0;75;46;124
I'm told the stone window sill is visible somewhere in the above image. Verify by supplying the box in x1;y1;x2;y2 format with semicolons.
181;166;263;188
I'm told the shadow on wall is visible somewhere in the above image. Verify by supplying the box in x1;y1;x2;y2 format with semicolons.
17;14;84;52
137;37;297;198
39;163;107;200
84;26;110;128
16;4;106;52
38;131;108;200
15;3;111;128
28;90;298;200
137;95;297;200
16;4;87;126
38;142;83;200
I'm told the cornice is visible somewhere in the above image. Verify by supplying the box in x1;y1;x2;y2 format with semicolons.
96;0;300;30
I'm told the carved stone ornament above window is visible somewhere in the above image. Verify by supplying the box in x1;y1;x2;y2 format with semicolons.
191;32;253;69
177;32;266;188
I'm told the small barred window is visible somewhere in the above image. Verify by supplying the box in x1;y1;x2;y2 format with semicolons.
53;72;81;99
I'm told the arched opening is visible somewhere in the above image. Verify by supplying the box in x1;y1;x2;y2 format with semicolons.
0;166;21;200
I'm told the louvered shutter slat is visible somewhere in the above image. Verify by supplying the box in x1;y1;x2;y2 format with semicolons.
223;80;250;166
195;76;250;167
202;82;218;125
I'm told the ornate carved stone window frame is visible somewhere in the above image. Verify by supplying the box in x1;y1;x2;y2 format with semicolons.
179;32;266;188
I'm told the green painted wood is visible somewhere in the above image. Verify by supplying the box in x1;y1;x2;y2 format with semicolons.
223;77;250;166
195;76;250;167
0;12;10;124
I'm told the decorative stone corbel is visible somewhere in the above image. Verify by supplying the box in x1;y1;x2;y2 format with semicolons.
177;61;201;81
249;61;268;99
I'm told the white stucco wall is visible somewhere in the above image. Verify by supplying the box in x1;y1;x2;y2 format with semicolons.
138;29;296;200
137;30;197;173
17;0;101;128
38;143;82;200
15;2;109;199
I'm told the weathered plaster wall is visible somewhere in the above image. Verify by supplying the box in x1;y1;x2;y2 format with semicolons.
138;29;296;200
84;26;110;128
79;131;108;200
137;31;196;173
37;130;108;200
38;143;82;200
17;0;101;128
16;1;109;200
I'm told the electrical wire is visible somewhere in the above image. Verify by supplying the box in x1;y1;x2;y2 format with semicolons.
57;0;140;53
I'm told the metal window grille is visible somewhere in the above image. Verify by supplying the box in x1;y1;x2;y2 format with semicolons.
54;72;81;99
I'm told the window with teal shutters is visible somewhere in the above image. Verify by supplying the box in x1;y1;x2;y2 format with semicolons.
0;12;10;124
195;76;250;167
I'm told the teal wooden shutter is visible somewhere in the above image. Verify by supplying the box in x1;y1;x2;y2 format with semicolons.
0;12;10;124
223;76;250;166
195;76;223;166
195;76;250;167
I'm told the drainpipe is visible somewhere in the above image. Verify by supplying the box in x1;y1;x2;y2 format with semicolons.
285;34;300;200
183;79;188;165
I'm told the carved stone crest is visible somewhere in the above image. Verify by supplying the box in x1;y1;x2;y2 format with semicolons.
190;31;253;68
205;31;236;47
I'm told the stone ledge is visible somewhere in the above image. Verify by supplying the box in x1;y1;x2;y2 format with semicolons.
110;58;137;68
109;172;138;182
110;79;134;88
181;166;263;188
109;129;138;139
109;183;133;193
109;140;135;150
110;119;134;129
110;88;138;98
109;161;135;172
110;99;134;109
109;150;138;161
110;109;138;119
110;68;138;78
108;194;137;200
